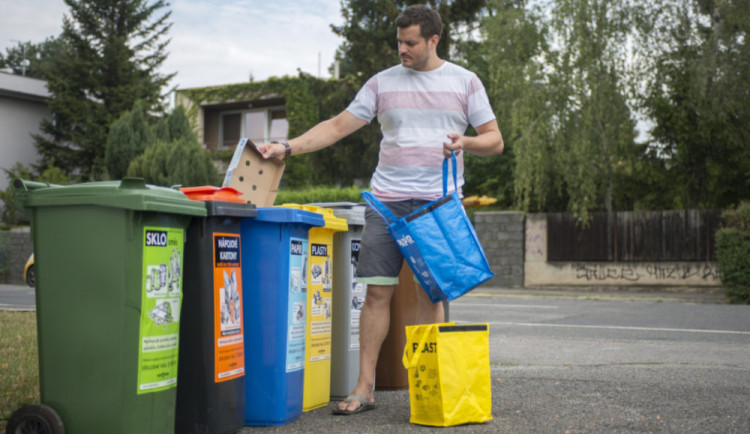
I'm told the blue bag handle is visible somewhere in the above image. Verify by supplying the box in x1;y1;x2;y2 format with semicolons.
361;191;397;224
443;151;458;196
362;151;458;221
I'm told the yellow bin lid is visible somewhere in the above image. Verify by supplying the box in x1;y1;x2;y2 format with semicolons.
281;203;348;232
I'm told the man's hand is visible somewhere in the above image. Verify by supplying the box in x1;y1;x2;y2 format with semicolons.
443;133;464;158
257;142;286;160
443;121;504;158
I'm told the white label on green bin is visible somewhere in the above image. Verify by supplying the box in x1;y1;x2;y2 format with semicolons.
137;226;184;394
286;237;307;373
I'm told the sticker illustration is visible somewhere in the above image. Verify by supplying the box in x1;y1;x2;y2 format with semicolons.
350;239;366;349
286;238;308;372
137;227;184;394
214;234;244;382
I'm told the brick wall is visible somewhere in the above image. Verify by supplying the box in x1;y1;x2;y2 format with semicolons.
473;211;525;287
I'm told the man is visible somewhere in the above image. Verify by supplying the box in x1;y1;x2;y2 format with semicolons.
258;4;503;414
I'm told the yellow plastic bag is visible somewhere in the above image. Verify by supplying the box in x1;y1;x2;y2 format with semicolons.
402;322;492;426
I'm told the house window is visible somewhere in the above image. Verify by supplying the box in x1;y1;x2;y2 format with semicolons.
269;109;289;143
221;113;242;148
219;106;288;149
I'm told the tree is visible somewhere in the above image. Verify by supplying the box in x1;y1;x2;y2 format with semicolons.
472;0;551;208
553;0;638;220
332;0;489;82
499;0;639;220
301;74;381;187
643;0;750;209
127;138;220;187
153;105;196;143
34;0;174;181
0;37;65;79
125;106;219;187
105;103;154;179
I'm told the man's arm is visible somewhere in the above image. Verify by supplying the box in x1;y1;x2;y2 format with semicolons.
258;110;368;159
443;120;504;158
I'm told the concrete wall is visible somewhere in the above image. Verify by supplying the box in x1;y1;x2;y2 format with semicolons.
8;227;32;285
523;213;722;289
474;211;525;287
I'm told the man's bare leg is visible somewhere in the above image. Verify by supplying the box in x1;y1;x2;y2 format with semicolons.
415;281;445;325
338;283;394;412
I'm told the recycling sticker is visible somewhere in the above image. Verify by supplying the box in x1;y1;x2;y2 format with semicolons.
137;227;184;394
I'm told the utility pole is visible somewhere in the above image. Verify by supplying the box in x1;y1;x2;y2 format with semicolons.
10;39;30;76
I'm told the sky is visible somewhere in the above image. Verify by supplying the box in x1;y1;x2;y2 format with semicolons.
0;0;345;89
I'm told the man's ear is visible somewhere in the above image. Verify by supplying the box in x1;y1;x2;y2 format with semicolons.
429;34;440;49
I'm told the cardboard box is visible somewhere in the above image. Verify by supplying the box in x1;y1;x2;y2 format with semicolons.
222;138;284;206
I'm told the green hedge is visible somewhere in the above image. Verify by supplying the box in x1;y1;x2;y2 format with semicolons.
274;186;365;206
715;202;750;304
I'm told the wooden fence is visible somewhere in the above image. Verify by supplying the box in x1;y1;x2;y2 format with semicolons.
547;210;722;262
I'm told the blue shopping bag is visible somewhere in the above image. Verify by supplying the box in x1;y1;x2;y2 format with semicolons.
361;152;494;302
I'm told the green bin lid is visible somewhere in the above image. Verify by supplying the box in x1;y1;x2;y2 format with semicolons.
21;178;207;217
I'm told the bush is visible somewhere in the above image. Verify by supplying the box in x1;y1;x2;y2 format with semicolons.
105;103;154;180
715;202;750;304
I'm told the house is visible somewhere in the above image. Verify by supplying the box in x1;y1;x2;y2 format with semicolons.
174;76;367;188
0;71;50;192
174;85;289;154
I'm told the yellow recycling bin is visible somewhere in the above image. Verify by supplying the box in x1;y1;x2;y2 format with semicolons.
282;204;348;411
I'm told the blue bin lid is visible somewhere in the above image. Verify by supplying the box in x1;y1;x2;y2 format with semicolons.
254;207;325;227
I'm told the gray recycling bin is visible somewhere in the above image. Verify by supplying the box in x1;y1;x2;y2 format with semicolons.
309;202;366;399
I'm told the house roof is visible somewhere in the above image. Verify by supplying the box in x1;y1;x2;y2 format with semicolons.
0;71;52;102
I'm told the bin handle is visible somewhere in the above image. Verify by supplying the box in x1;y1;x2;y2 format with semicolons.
13;179;59;191
13;178;63;217
119;177;148;190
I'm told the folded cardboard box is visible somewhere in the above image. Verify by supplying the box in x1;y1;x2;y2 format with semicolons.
222;138;284;206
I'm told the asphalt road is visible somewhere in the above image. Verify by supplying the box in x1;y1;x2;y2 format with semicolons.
2;286;749;433
240;288;750;433
0;283;35;311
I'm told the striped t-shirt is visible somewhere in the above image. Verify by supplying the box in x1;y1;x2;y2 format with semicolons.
346;61;496;201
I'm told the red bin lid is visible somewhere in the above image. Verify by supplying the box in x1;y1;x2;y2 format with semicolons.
180;186;245;203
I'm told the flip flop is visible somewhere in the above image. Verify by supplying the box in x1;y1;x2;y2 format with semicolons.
330;393;376;415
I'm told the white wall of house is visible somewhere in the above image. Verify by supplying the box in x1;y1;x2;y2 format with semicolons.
524;213;722;288
0;72;50;192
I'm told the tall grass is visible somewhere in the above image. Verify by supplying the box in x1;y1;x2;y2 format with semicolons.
0;311;39;431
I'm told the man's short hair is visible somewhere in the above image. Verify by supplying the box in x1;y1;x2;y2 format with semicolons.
395;4;442;40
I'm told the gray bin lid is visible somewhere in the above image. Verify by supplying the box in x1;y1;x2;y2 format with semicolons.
305;202;365;226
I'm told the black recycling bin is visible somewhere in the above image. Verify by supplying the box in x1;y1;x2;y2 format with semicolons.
176;186;258;434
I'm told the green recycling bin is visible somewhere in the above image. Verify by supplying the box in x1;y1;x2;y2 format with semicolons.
9;178;205;434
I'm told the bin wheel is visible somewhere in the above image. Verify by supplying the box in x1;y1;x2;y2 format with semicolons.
6;404;65;434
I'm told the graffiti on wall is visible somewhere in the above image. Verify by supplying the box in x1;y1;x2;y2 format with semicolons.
575;263;721;283
525;220;546;259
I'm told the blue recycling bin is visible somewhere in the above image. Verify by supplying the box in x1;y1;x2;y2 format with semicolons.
240;207;324;426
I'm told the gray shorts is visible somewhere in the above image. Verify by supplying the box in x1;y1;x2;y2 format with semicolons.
355;198;430;286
